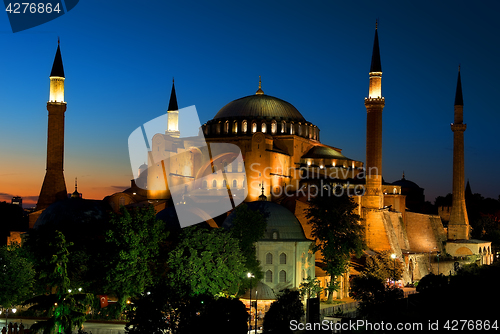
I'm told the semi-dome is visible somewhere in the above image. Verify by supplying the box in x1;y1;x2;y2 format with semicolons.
223;201;309;241
213;94;306;122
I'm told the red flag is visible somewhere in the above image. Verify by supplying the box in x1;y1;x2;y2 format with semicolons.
99;295;108;308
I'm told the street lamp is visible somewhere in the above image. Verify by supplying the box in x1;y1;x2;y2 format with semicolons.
391;253;397;287
247;273;254;332
255;290;258;334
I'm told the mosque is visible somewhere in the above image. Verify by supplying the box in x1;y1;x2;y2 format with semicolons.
29;25;493;302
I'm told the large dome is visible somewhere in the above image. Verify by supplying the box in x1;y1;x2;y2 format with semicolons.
213;94;306;122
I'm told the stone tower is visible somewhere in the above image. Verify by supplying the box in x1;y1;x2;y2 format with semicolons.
448;67;470;240
166;79;180;138
363;23;385;210
36;41;67;211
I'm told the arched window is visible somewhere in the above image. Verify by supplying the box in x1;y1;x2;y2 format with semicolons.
281;121;286;133
242;120;248;133
279;253;287;264
261;122;267;133
279;270;286;283
224;121;229;133
202;180;208;189
266;270;273;283
223;161;228;172
216;122;221;134
252;122;257;133
271;121;277;134
212;180;217;188
232;180;237;188
272;231;278;240
266;253;273;265
119;196;126;206
290;122;294;134
222;179;227;188
233;120;238;134
242;180;246;188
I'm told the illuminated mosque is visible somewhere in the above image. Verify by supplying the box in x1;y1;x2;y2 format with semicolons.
30;25;493;301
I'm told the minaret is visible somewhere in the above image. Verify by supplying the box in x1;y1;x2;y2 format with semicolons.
363;22;385;210
36;40;67;211
166;78;180;138
448;66;470;240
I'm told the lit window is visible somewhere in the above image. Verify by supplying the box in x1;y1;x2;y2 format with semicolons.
242;120;248;133
281;121;286;133
252;122;257;133
272;231;278;240
261;122;267;133
224;121;229;133
271;121;277;134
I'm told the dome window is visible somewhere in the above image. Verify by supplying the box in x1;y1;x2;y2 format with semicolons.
272;231;279;240
261;122;267;133
271;121;277;134
242;120;248;133
281;121;286;133
233;120;238;134
252;122;257;133
224;121;229;133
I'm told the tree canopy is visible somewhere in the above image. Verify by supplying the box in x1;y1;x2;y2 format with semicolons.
305;190;365;301
165;226;246;298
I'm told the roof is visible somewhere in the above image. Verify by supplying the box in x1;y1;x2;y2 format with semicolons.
301;145;346;159
223;201;310;241
50;44;65;78
391;174;421;189
168;80;178;111
213;94;306;122
240;281;276;300
370;26;382;73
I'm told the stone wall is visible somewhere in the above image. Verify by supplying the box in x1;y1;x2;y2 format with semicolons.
406;212;447;253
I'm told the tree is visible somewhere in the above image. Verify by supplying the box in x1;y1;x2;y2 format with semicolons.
103;206;167;317
263;289;304;334
24;231;91;334
363;251;404;284
306;190;365;302
226;203;267;292
165;226;246;298
299;275;323;299
0;243;35;309
350;275;403;317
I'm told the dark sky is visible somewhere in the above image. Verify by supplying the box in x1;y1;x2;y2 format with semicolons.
1;0;499;206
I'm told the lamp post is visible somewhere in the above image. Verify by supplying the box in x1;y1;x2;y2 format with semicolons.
391;253;397;287
255;290;258;333
247;272;254;332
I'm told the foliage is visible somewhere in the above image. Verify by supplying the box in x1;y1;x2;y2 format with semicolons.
0;243;35;309
24;231;92;334
166;226;246;298
226;203;267;292
299;275;323;299
263;289;304;334
305;190;365;302
103;206;167;316
362;251;404;283
125;284;248;334
415;273;448;293
350;275;403;317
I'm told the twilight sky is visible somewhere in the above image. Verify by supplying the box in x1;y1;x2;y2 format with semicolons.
0;0;499;208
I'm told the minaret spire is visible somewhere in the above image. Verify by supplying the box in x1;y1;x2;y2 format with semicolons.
448;66;469;240
166;78;180;138
370;21;382;73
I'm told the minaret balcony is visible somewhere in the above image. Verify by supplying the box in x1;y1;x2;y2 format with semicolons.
451;123;467;132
